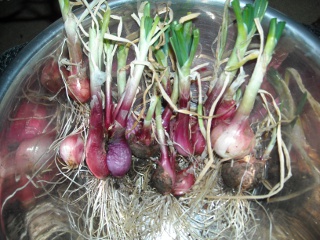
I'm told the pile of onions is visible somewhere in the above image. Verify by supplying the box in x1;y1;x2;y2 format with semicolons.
1;0;301;239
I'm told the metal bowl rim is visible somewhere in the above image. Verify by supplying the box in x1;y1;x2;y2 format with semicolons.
0;0;319;102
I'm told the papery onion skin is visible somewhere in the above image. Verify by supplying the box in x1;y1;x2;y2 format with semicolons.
212;100;237;127
151;153;176;195
59;133;84;168
211;117;256;159
127;136;160;159
221;155;266;191
151;165;174;195
126;115;159;159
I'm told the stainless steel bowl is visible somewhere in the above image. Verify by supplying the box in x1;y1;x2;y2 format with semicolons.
0;0;319;239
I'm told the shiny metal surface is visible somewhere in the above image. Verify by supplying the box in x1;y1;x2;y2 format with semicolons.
0;1;319;239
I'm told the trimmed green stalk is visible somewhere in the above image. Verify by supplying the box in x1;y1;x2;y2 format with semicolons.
85;6;112;179
117;45;129;98
114;2;169;127
204;0;268;113
226;0;268;72
58;0;90;103
153;27;173;131
211;18;286;159
169;19;200;156
162;72;179;131
217;0;230;61
153;27;171;94
169;19;200;103
223;0;268;98
151;97;176;195
104;28;117;131
144;95;158;130
58;0;69;22
235;19;285;118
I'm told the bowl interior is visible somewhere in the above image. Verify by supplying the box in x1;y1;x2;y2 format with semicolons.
0;0;320;239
